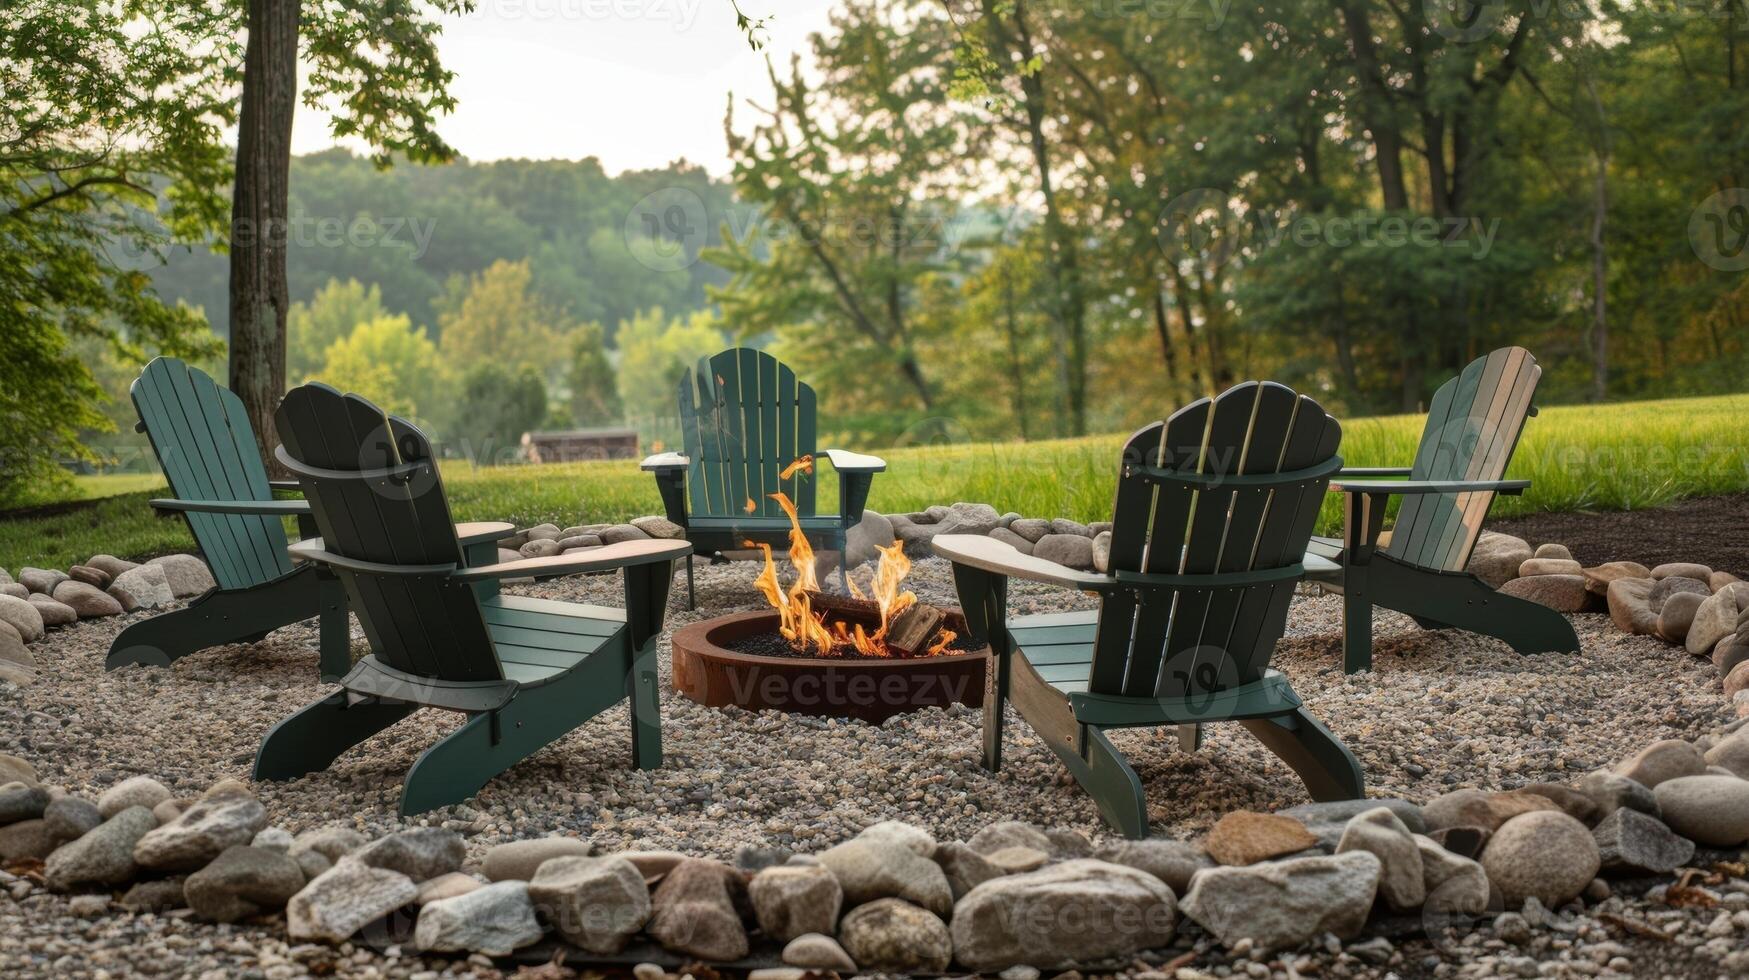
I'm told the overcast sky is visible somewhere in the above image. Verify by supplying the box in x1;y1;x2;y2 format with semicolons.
291;0;837;175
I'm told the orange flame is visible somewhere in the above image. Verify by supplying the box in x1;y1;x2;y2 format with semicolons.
779;454;814;480
744;497;758;514
753;470;953;658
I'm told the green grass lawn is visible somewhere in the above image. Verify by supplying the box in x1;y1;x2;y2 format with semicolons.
3;392;1744;571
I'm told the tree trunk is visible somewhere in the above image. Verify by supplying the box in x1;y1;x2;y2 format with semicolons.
1001;268;1031;440
1589;154;1609;402
991;0;1088;435
229;0;301;469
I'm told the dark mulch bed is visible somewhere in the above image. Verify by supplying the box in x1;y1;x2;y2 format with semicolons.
1490;491;1748;576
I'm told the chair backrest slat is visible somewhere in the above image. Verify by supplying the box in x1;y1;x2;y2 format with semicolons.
1386;347;1540;571
1090;382;1341;701
679;348;819;519
277;384;501;683
132;358;292;591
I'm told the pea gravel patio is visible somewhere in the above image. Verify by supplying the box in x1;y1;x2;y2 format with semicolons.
1;555;1741;978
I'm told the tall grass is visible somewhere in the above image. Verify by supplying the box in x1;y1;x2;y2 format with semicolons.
3;393;1744;570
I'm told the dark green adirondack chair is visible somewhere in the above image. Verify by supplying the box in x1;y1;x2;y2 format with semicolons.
254;382;688;815
109;358;514;681
642;347;885;608
1306;346;1580;673
935;382;1364;838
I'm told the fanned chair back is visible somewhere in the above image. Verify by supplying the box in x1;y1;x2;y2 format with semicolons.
274;383;501;683
677;348;817;519
1091;382;1342;702
132;357;292;591
1385;347;1541;572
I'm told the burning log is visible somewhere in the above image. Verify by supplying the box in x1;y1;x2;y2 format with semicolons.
803;589;947;658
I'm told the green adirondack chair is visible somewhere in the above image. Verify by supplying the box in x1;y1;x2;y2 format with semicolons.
108;358;513;681
935;382;1365;839
1306;346;1581;673
642;347;886;608
254;382;688;815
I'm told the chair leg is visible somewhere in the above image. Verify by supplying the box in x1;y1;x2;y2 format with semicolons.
107;568;322;672
1176;724;1202;753
316;573;352;682
628;638;663;770
982;651;1011;772
254;692;416;782
1080;726;1149;839
1240;707;1366;803
685;555;696;611
1342;563;1374;674
1370;557;1581;656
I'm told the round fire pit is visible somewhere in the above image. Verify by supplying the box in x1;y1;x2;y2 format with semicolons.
670;609;990;723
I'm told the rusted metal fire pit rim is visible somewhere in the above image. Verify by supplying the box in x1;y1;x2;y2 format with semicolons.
671;609;989;666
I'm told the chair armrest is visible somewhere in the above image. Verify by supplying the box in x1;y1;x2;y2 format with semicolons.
641;452;690;474
1336;467;1412;477
455;521;518;547
1330;478;1530;496
151;498;312;516
453;539;693;582
287;539;455;577
932;533;1114;592
821;449;887;474
268;480;304;494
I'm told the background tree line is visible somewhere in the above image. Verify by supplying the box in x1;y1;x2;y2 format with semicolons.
6;1;1747;509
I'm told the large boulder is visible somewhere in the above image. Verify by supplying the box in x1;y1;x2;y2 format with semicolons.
1704;730;1749;779
349;827;464;882
966;820;1051;856
1688;583;1749;656
0;595;45;643
934;841;1004;899
0;753;37;787
1657;592;1707;645
1592;808;1694;874
1652;775;1749;847
838;898;951;973
1335;807;1424;910
50;581;123;618
0;783;48;824
1202;810;1317;865
0;819;58;861
783;933;857;971
109;564;175;612
97;776;171;818
1094;839;1214;894
27;595;76;627
287;859;419;942
1574;771;1659;818
750;863;842;942
1614;739;1706;788
647;858;749;962
1032;534;1095;570
1582;561;1649;596
1517;557;1582;577
1479;812;1600;909
133;789;268;871
148;554;216;598
527;855;650;954
1424;788;1558;833
482;836;592;882
0;623;31;669
43;796;102;842
935;502;1002;536
843;511;897;568
1607;578;1659;635
629;515;686;540
184;845;305;923
415;880;544;956
1181;851;1381;952
19;567;68;595
818;832;952;916
1499;574;1589;613
45;806;157;891
1652;562;1712;581
1415;835;1489;917
1467;532;1532;588
949;859;1178;971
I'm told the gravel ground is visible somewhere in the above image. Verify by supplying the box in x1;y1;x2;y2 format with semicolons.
2;554;1743;978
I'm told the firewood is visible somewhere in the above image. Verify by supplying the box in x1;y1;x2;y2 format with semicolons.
802;589;881;623
885;604;945;658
